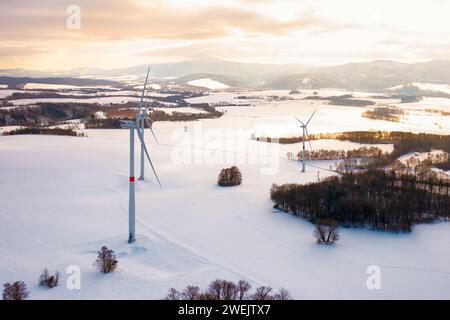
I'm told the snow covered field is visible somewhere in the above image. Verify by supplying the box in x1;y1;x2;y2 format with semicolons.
187;78;229;90
1;90;450;299
10;96;140;106
23;83;113;90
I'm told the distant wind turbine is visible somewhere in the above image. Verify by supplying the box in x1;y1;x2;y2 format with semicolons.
294;109;317;173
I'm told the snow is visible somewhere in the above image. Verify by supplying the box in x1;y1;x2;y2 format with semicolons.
0;89;33;99
0;125;22;134
10;96;140;106
1;89;450;299
95;111;107;119
187;78;229;90
24;83;112;90
153;107;207;115
397;150;446;165
410;83;450;95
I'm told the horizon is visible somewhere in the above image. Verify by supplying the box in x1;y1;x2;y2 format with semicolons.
3;57;450;73
1;0;450;70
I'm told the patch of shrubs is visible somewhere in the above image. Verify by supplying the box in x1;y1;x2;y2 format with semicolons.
93;246;118;273
2;281;29;300
218;166;242;186
39;269;60;288
165;279;291;300
313;219;340;245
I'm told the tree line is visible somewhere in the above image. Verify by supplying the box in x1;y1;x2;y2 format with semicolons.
270;170;450;232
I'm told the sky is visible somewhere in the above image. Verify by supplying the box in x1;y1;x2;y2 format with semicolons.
0;0;450;70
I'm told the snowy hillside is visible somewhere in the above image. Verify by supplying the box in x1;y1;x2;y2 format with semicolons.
1;100;450;298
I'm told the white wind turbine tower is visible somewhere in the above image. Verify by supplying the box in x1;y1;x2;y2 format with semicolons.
137;67;159;181
121;68;162;243
294;109;317;173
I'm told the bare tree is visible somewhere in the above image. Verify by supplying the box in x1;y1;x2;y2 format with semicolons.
182;285;201;300
93;246;118;273
208;279;223;300
3;281;29;300
252;286;273;300
274;288;292;300
207;279;238;300
166;288;181;300
222;280;238;300
313;219;340;245
39;268;60;288
237;280;252;300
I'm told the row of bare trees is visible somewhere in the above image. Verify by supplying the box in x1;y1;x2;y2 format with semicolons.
166;279;291;300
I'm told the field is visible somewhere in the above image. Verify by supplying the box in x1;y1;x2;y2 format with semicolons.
1;85;450;299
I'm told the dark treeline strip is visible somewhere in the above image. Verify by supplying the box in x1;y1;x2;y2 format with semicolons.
255;131;450;155
362;106;404;122
0;103;101;126
255;136;302;144
302;94;375;107
270;170;450;232
85;118;124;129
301;147;386;161
3;127;80;137
0;76;120;89
435;159;450;171
85;104;223;128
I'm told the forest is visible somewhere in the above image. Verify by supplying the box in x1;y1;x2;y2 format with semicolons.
270;170;450;232
3;127;81;137
302;94;375;106
362;106;404;122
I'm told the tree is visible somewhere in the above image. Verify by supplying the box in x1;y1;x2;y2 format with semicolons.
252;286;273;300
3;281;29;300
181;285;201;300
313;219;340;245
218;166;242;186
166;288;181;300
207;279;238;300
274;288;292;300
93;246;118;273
237;280;252;300
39;269;60;288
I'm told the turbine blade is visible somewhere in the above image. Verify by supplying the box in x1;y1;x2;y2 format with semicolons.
136;128;162;187
305;109;317;126
294;116;305;126
145;118;159;144
138;66;151;115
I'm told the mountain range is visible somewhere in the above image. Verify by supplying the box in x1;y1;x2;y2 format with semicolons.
1;59;450;92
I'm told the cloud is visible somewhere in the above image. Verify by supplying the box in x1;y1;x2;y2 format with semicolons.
0;0;449;69
0;0;354;42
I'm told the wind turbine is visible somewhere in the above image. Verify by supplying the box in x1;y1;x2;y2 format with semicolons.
294;109;317;173
137;67;159;181
121;68;161;243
